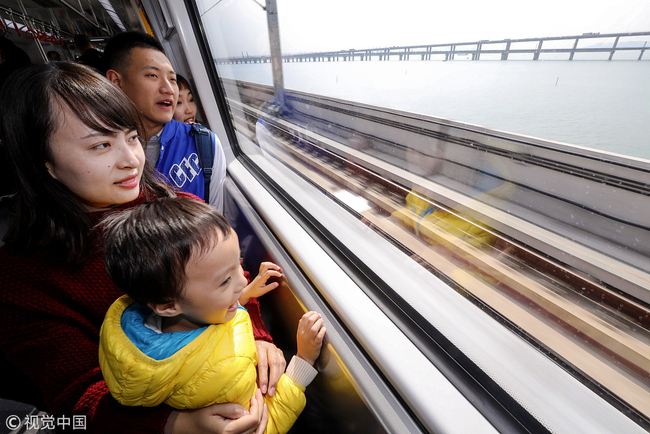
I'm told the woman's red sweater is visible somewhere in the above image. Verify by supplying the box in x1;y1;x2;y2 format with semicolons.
0;193;272;433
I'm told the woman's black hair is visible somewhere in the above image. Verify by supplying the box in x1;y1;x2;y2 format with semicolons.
0;61;175;263
176;74;192;92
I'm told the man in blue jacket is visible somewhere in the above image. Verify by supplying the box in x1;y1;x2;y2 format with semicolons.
104;31;226;211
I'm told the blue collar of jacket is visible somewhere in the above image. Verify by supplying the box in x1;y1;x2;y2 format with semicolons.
121;301;249;361
121;302;207;360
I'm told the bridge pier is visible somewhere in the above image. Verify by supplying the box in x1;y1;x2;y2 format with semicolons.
640;41;647;60
533;40;543;60
569;38;579;60
473;42;482;60
609;36;620;60
501;40;511;60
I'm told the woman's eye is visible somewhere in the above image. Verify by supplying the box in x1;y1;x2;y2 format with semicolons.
93;142;110;150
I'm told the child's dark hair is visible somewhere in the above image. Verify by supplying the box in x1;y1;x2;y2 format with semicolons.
104;31;165;73
102;197;232;305
176;74;192;92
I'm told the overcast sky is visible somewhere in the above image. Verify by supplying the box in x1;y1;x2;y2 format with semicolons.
199;0;650;56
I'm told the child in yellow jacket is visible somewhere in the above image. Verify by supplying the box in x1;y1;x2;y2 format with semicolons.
99;197;326;434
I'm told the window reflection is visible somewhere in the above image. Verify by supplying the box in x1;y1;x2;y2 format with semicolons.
196;0;650;425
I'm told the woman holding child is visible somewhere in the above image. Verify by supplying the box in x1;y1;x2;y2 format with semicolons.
0;62;284;433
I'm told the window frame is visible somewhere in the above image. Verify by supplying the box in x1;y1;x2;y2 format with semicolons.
152;1;650;431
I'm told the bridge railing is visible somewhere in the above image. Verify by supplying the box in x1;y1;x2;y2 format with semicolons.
216;31;650;64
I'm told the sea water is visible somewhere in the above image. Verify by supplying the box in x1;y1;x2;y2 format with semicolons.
218;60;650;161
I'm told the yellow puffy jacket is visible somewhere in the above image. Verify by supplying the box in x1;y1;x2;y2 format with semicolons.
99;295;305;434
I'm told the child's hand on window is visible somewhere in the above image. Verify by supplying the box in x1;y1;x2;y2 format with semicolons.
296;311;327;366
239;262;283;305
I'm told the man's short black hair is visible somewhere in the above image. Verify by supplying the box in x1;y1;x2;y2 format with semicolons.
104;31;165;73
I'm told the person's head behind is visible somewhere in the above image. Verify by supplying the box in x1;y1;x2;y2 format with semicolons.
73;34;93;54
103;197;247;327
0;36;31;90
173;74;198;124
0;62;171;261
104;31;178;139
47;51;61;62
0;36;31;64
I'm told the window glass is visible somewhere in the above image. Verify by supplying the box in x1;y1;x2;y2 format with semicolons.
195;0;650;426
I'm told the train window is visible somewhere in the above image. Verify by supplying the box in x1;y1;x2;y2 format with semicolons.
188;0;650;430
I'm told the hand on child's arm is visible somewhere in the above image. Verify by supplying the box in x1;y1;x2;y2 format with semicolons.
239;262;283;305
171;389;268;434
296;311;327;366
256;340;286;397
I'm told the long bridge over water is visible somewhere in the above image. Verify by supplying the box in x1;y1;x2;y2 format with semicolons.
218;31;650;64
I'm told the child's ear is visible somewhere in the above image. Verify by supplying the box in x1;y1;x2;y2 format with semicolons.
148;302;181;317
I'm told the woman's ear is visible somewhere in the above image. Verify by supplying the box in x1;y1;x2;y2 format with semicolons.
148;301;181;317
45;161;57;179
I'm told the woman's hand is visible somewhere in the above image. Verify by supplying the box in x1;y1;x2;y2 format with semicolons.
239;262;282;305
171;389;268;434
255;340;286;396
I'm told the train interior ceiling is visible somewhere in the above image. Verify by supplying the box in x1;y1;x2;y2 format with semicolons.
0;0;141;61
1;0;650;433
